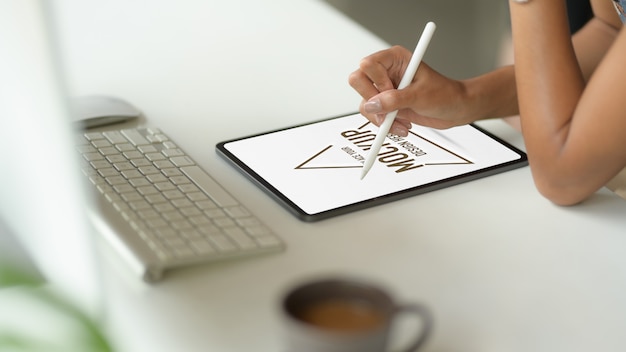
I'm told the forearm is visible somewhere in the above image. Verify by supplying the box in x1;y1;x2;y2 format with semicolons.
572;16;620;81
511;0;581;142
509;0;623;204
459;5;617;125
461;65;519;121
510;0;586;203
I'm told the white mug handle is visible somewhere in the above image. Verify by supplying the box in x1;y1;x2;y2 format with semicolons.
391;303;433;352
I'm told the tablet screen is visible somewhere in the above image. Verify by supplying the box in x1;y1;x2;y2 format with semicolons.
217;113;527;221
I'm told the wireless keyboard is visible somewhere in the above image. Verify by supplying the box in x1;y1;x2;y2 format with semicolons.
76;127;285;281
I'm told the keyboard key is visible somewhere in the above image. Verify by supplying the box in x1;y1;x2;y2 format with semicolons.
208;235;236;252
170;156;195;167
169;175;190;185
146;152;166;161
130;158;152;168
161;168;184;177
153;160;175;169
138;145;158;154
115;143;136;152
162;148;184;157
181;166;238;207
103;131;128;144
121;129;150;146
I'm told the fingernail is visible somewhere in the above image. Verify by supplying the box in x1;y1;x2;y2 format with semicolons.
390;125;409;137
375;113;386;125
364;99;382;114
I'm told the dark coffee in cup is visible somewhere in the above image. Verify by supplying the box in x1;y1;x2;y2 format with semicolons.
295;298;387;332
282;277;432;352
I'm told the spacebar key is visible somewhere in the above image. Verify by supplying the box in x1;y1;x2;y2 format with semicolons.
180;166;238;207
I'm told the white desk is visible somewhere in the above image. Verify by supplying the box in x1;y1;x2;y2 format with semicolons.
49;0;626;351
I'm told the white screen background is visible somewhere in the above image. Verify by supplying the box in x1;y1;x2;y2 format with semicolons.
223;114;522;215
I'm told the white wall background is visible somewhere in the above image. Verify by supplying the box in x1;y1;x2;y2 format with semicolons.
324;0;511;79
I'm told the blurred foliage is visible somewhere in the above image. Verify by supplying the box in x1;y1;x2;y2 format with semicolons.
0;263;113;352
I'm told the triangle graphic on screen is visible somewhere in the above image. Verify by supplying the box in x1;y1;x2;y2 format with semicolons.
295;126;473;171
295;145;363;169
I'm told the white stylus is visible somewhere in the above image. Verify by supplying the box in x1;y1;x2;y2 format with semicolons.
360;21;436;180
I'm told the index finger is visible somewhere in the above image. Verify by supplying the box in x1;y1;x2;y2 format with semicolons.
348;46;412;100
348;68;383;100
358;53;396;92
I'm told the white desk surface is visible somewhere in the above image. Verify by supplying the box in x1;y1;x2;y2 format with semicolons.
49;0;626;351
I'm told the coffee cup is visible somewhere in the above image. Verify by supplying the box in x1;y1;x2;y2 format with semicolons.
281;277;432;352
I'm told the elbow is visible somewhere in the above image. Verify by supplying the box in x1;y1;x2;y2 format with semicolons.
528;155;600;206
533;177;591;206
536;186;585;206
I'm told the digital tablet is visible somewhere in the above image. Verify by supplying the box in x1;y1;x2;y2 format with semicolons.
216;113;527;222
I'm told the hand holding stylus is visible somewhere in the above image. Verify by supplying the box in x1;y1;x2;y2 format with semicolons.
359;22;436;179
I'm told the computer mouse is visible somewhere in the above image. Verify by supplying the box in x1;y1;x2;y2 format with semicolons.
71;95;142;128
